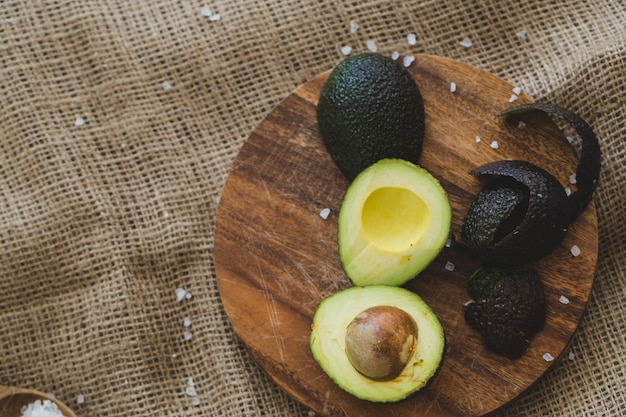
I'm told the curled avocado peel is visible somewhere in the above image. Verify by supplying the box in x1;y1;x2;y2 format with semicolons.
465;267;546;359
460;103;601;266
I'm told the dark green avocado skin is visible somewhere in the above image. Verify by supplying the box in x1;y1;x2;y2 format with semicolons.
465;267;546;359
461;160;570;266
317;53;425;181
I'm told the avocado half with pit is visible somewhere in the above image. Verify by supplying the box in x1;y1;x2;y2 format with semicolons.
310;285;445;403
338;159;451;287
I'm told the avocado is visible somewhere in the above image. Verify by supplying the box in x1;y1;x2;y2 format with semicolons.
338;159;451;286
310;285;445;402
317;53;425;180
464;267;546;359
460;160;570;266
497;102;601;223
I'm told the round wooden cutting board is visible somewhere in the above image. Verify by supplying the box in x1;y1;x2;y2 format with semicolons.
214;55;598;417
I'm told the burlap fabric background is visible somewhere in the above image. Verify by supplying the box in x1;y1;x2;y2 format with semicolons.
0;1;624;416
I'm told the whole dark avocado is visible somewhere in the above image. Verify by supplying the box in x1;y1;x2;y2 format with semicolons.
317;53;425;181
460;102;601;266
465;267;546;359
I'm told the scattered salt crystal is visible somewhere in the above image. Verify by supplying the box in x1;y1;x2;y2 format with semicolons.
459;37;472;48
319;208;330;220
516;29;527;39
350;20;359;34
186;385;197;397
215;195;221;204
162;81;171;91
183;317;192;328
191;397;200;406
185;291;193;300
20;399;64;417
568;351;575;360
490;140;499;149
570;245;581;257
172;353;178;358
517;120;526;129
566;136;574;144
308;411;316;417
201;6;212;17
184;331;193;341
209;13;221;21
74;117;85;127
475;135;481;143
543;352;555;362
403;55;415;68
512;86;523;95
444;261;455;271
76;394;85;404
176;287;187;302
559;295;570;304
391;51;400;60
120;142;127;149
565;186;572;196
407;33;417;46
450;82;457;92
340;45;352;56
366;39;377;52
445;238;452;248
509;94;518;103
569;173;577;184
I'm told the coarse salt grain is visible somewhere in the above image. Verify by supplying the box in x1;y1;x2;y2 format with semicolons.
200;6;212;17
450;82;457;92
403;55;415;67
176;287;187;302
445;238;452;248
570;245;581;257
566;136;574;144
516;29;527;39
350;20;359;34
319;208;330;220
459;37;472;48
559;295;570;304
183;317;192;327
74;117;84;127
191;397;200;406
509;94;518;103
209;13;220;21
543;352;555;362
162;81;171;91
185;291;193;300
565;186;572;196
20;399;64;417
518;120;526;129
490;140;499;149
391;51;400;60
184;331;193;341
512;86;523;95
366;39;377;52
568;352;575;360
76;394;85;404
444;261;455;271
340;45;352;56
407;33;417;45
475;135;481;143
569;173;577;184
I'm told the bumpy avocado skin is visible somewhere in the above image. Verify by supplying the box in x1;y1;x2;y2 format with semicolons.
461;160;570;266
465;268;546;359
317;53;425;181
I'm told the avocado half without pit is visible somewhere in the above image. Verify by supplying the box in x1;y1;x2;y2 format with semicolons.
310;285;445;403
338;159;452;286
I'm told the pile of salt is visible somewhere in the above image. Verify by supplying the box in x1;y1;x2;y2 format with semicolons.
20;399;65;417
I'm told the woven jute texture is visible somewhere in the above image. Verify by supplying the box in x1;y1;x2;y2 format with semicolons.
1;1;624;416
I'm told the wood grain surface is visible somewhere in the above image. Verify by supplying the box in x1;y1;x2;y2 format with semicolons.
214;55;598;417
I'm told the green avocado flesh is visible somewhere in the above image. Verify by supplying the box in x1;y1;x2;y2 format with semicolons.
317;52;425;181
338;159;451;286
310;286;445;403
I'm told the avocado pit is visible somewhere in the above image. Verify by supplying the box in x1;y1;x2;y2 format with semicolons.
345;305;418;381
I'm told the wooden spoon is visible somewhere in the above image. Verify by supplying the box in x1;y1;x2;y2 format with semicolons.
0;385;76;417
